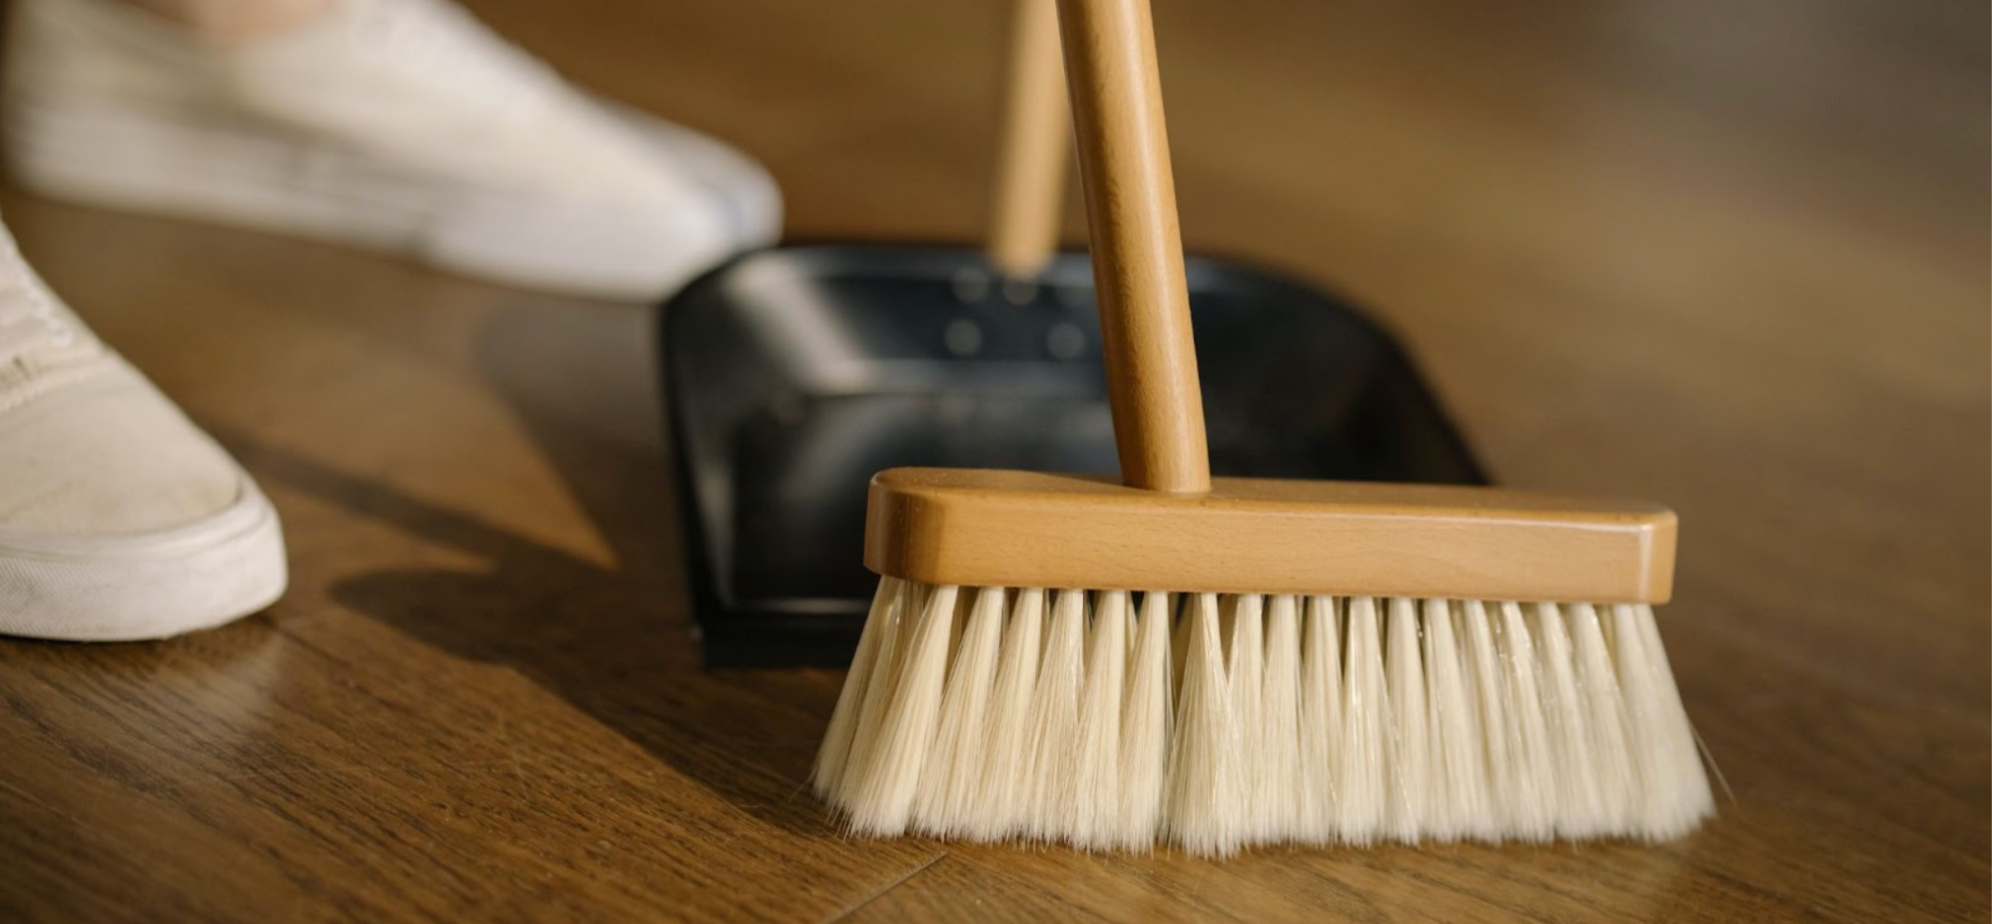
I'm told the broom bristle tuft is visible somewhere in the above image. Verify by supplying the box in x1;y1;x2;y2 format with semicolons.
814;580;1714;856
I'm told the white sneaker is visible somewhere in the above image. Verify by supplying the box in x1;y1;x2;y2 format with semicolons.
0;225;286;640
3;0;781;299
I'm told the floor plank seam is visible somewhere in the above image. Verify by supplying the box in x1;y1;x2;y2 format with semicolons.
819;851;948;924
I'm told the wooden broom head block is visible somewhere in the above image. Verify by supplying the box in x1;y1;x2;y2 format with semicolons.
863;468;1677;604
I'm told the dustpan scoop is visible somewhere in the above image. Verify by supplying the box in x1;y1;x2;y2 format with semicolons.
658;0;1484;666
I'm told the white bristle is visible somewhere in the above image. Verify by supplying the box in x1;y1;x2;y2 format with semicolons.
969;587;1045;838
1165;594;1241;856
1224;594;1266;836
1423;598;1488;841
832;579;920;811
1117;591;1173;849
1383;597;1429;842
1531;601;1607;837
1338;596;1389;844
912;586;1006;834
1296;595;1342;843
1260;594;1303;842
813;577;901;799
1496;600;1559;839
1072;590;1130;848
1458;600;1521;839
1024;589;1088;839
843;584;959;834
1168;596;1191;702
1612;604;1716;838
820;580;1714;856
1570;603;1636;833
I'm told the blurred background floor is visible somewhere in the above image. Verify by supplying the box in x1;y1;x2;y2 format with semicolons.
0;0;1984;921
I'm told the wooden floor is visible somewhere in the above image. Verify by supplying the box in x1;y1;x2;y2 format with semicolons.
1;0;1985;921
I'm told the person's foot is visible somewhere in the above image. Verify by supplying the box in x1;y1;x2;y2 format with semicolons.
0;223;286;640
2;0;781;299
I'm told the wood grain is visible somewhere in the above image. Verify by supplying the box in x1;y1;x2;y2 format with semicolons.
1057;0;1209;494
0;0;1984;921
863;468;1677;602
984;0;1068;278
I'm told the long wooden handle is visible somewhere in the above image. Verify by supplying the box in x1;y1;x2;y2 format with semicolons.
1055;0;1209;494
986;0;1069;278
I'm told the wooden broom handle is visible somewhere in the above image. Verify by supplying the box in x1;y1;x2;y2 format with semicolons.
1055;0;1210;494
986;0;1069;278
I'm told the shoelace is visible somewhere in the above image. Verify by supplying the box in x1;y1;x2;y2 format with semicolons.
353;0;564;121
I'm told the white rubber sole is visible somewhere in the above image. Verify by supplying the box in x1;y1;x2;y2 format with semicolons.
0;475;287;641
6;98;746;300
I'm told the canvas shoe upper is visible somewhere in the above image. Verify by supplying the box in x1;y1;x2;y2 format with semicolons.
0;227;286;640
4;0;782;298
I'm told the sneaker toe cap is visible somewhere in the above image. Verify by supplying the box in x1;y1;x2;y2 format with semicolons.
0;360;248;537
605;102;784;251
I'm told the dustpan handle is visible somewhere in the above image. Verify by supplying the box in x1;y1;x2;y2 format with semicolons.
1056;0;1210;494
987;0;1069;278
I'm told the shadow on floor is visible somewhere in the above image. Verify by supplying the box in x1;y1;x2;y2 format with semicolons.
215;296;843;840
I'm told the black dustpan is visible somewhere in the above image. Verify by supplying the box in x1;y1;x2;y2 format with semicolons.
660;1;1484;667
